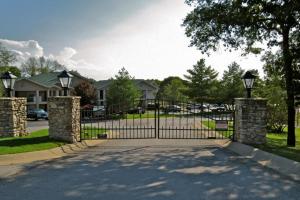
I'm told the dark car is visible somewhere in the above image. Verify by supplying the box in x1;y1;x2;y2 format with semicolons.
127;107;145;114
163;105;181;113
147;102;157;110
27;109;48;120
93;106;106;118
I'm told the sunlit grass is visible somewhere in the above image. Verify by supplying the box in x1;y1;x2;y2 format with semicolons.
254;128;300;162
0;129;66;155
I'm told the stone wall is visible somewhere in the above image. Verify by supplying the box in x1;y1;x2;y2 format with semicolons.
0;97;27;137
48;96;81;143
235;98;267;145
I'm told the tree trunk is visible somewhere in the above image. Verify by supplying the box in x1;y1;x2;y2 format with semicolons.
282;28;296;146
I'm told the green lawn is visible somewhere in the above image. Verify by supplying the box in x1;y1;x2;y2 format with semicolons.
201;120;234;138
202;120;300;162
296;112;300;127
125;113;174;119
0;129;66;155
81;127;107;139
254;128;300;162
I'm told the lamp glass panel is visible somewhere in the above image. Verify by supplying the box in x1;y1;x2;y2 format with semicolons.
10;78;16;89
59;77;69;87
2;79;8;89
244;78;254;89
67;78;72;88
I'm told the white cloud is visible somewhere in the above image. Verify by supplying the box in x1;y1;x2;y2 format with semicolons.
0;39;43;59
75;0;264;80
0;0;265;80
0;38;106;79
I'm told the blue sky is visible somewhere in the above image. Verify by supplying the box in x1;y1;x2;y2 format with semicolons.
0;0;263;79
0;0;152;52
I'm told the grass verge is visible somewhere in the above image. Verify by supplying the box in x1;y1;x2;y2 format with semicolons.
203;120;300;162
125;113;174;119
253;128;300;162
201;120;234;138
81;127;106;139
0;129;66;155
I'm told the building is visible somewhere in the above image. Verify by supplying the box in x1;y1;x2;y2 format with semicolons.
14;71;87;111
94;79;159;106
14;71;159;110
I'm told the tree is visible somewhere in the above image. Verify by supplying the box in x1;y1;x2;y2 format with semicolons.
72;80;97;106
265;79;288;133
183;0;300;146
21;57;38;76
0;43;16;67
106;68;141;113
157;76;187;99
21;56;65;76
161;79;188;103
220;62;244;104
184;59;219;103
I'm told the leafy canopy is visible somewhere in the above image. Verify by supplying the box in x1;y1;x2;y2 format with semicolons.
21;56;65;77
0;43;16;67
161;78;188;103
183;0;300;146
72;80;97;106
184;0;300;53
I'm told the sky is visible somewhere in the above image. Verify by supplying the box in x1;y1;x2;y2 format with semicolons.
0;0;263;80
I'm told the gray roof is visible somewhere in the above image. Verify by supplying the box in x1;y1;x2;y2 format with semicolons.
18;71;87;89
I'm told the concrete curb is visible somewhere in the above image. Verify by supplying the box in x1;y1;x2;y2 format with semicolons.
0;140;105;166
221;141;300;182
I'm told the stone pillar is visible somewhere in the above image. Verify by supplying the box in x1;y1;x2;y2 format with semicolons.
48;96;81;143
0;97;27;137
234;98;267;145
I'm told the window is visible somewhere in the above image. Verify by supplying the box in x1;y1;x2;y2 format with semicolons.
100;90;104;100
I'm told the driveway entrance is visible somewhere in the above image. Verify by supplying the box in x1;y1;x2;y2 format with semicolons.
0;140;299;200
80;99;234;140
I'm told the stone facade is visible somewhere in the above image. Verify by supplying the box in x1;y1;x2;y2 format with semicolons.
48;96;81;143
0;97;28;137
234;98;267;145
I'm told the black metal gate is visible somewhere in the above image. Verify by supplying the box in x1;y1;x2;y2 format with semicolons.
80;99;235;140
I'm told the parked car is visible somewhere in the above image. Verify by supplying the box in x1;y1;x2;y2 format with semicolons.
210;104;226;112
93;106;105;118
27;109;48;120
147;102;157;110
127;107;145;114
187;104;208;111
187;104;201;110
163;105;181;113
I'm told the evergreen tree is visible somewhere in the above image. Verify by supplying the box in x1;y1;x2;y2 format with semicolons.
184;59;219;103
106;68;141;113
220;62;244;104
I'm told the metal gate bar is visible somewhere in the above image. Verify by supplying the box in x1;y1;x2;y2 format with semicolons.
80;99;235;140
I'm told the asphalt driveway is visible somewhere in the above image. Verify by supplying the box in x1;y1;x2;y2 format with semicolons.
0;140;299;200
27;120;49;133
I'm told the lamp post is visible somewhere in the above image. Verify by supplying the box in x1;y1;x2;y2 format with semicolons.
1;71;17;97
57;70;73;96
242;71;256;98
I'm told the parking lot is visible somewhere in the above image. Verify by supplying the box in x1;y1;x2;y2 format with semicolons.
27;120;49;133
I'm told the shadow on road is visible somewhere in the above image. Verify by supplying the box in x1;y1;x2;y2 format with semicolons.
0;143;299;200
